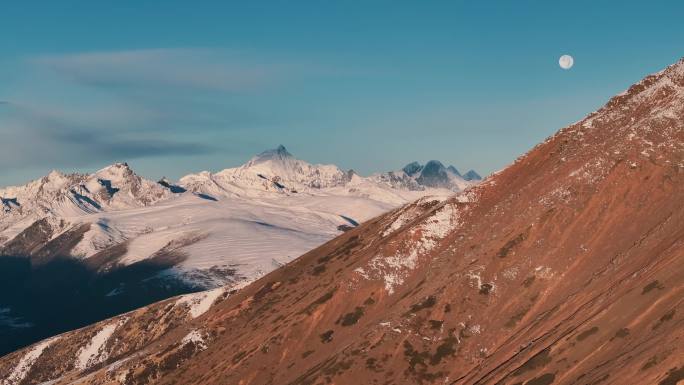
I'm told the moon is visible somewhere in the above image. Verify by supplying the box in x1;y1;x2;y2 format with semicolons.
559;54;574;70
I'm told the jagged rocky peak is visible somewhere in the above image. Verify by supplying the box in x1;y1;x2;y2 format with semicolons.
45;169;66;181
0;162;172;228
421;159;447;173
247;145;294;165
345;169;357;181
415;160;451;188
83;163;139;196
446;165;461;177
402;161;423;176
93;162;135;182
462;169;482;181
217;145;349;191
379;160;476;192
36;170;82;191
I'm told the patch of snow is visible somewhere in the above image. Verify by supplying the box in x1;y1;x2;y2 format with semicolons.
175;286;227;318
383;210;416;237
534;266;555;279
501;267;519;280
181;329;208;351
75;319;125;370
4;336;60;385
468;324;482;335
420;203;460;239
354;267;369;279
466;268;484;289
360;203;462;294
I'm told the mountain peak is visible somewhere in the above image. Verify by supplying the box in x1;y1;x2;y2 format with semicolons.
462;169;482;181
94;162;135;183
46;169;64;179
423;160;445;169
247;145;294;166
96;162;132;173
402;161;422;176
38;169;73;191
446;165;461;177
263;145;292;158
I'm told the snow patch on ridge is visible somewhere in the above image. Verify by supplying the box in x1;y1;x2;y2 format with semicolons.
382;196;449;237
175;286;227;318
75;319;126;370
174;279;252;319
360;203;462;294
383;209;418;237
181;329;208;351
4;336;60;385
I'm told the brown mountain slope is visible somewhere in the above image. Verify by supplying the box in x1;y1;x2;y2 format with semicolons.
2;58;684;385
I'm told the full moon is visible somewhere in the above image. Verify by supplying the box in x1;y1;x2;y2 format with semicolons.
559;54;574;70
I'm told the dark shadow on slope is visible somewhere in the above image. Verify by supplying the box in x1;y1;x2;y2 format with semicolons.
158;179;187;193
195;193;218;201
98;179;120;196
70;189;102;211
340;215;360;227
0;253;202;357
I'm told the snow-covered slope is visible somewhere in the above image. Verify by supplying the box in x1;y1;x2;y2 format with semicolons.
65;192;400;289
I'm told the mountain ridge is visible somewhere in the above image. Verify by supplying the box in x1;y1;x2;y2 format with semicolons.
1;146;479;234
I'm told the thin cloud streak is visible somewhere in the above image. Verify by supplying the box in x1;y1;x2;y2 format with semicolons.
33;48;300;92
0;102;217;171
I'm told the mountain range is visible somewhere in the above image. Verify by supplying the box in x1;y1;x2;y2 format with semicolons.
0;148;479;356
1;56;681;385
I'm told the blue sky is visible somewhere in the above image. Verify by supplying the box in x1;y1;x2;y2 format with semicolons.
1;1;683;185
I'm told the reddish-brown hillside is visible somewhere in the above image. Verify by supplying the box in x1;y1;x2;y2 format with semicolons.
1;58;683;385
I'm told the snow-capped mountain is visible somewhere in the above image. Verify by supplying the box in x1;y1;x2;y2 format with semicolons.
462;169;482;181
178;145;476;201
0;147;479;355
364;160;479;193
0;163;170;236
0;147;478;267
178;145;350;198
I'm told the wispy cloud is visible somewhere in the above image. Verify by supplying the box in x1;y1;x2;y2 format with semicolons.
34;48;296;92
0;101;216;170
